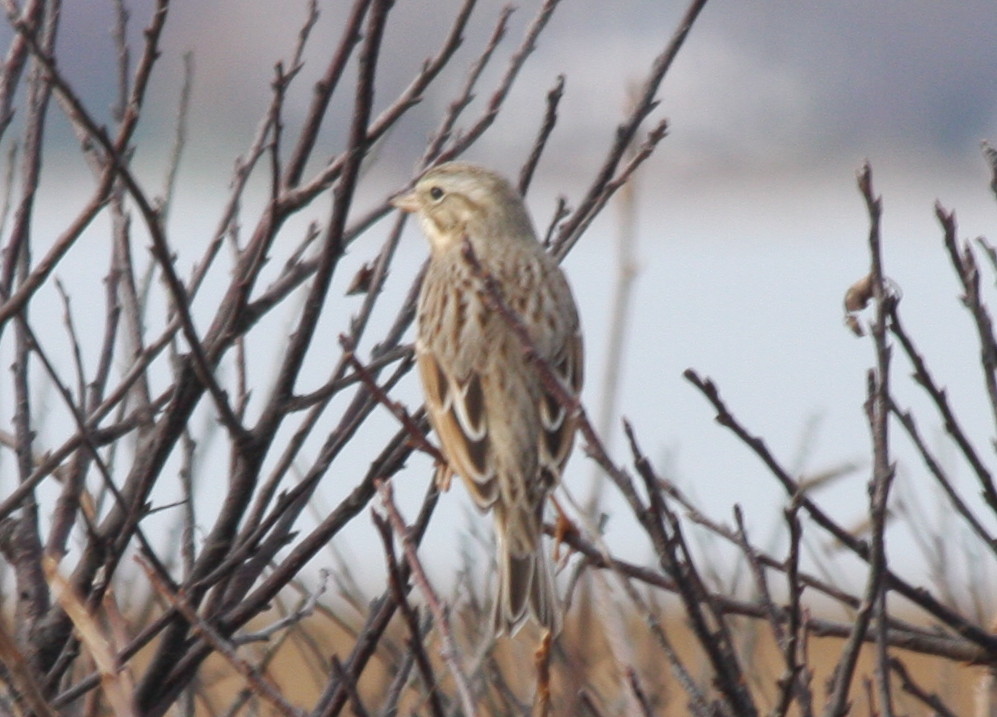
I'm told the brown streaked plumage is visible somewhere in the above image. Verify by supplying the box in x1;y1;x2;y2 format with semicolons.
393;162;583;636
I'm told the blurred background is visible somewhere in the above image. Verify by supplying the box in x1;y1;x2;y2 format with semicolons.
5;0;997;600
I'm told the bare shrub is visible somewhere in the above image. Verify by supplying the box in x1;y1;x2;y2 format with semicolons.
0;1;994;715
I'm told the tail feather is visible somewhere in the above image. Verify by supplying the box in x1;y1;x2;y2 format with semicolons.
493;535;561;637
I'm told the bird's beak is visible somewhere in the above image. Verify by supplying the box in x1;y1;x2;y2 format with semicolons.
391;190;420;213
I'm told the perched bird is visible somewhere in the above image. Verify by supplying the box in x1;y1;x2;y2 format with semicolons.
393;162;583;636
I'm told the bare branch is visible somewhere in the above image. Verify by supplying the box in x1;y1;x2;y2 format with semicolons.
136;556;305;717
376;479;477;716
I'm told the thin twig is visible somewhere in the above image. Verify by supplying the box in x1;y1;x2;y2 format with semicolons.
889;657;959;717
552;0;709;259
376;479;478;716
683;367;997;655
937;203;997;472
136;557;305;717
585;106;641;515
517;74;564;195
372;510;448;717
340;334;444;464
888;303;997;515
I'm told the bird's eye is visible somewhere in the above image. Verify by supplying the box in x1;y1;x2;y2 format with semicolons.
428;186;444;201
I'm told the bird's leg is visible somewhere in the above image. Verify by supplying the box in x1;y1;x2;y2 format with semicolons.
549;494;577;562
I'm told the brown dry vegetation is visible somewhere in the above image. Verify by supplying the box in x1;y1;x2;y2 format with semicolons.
143;609;986;715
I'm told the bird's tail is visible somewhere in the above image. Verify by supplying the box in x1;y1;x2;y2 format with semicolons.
493;511;561;637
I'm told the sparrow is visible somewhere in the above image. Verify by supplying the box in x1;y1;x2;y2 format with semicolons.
393;161;583;636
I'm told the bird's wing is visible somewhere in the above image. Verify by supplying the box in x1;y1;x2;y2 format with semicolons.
537;327;584;483
417;347;499;509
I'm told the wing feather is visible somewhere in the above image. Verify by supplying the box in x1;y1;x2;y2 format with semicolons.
417;348;498;508
538;329;583;476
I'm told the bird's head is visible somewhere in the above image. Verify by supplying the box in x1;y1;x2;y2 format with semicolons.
392;162;535;253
